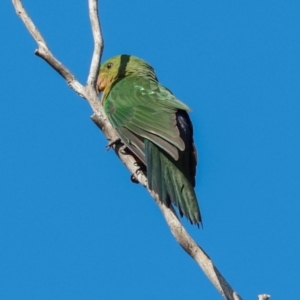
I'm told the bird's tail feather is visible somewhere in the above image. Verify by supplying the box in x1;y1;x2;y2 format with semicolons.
146;141;201;226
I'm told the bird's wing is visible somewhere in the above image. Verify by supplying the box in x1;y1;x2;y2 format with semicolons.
103;76;191;162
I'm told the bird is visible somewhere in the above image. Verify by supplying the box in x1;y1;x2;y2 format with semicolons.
97;54;202;226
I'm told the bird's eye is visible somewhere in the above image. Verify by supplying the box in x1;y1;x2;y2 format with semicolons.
106;63;113;69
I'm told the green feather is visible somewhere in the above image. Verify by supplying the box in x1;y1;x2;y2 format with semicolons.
99;55;202;225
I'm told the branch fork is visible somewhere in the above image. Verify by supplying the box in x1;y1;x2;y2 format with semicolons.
12;1;270;299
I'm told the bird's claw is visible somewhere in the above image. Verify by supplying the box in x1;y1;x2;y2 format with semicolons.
131;174;139;184
106;138;121;151
130;162;147;184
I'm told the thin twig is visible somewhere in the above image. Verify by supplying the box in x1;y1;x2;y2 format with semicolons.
258;294;271;300
87;0;104;87
11;1;255;299
12;0;86;98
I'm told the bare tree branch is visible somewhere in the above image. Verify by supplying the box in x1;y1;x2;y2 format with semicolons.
87;0;103;87
12;0;86;98
12;1;267;299
258;294;271;300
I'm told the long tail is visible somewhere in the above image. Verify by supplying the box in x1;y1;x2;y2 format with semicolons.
145;141;202;226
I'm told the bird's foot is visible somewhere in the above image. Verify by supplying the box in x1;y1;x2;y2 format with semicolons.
106;138;121;151
131;174;139;183
131;161;147;184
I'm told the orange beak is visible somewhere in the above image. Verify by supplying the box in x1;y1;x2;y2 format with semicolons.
97;74;106;93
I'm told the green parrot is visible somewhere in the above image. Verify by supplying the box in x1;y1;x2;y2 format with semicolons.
97;55;202;226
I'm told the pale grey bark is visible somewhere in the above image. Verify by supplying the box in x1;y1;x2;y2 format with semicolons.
12;1;269;299
258;294;271;300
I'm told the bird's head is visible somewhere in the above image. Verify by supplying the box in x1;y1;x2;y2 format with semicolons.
97;55;157;94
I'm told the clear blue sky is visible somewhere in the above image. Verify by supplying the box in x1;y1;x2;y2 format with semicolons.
1;1;300;299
